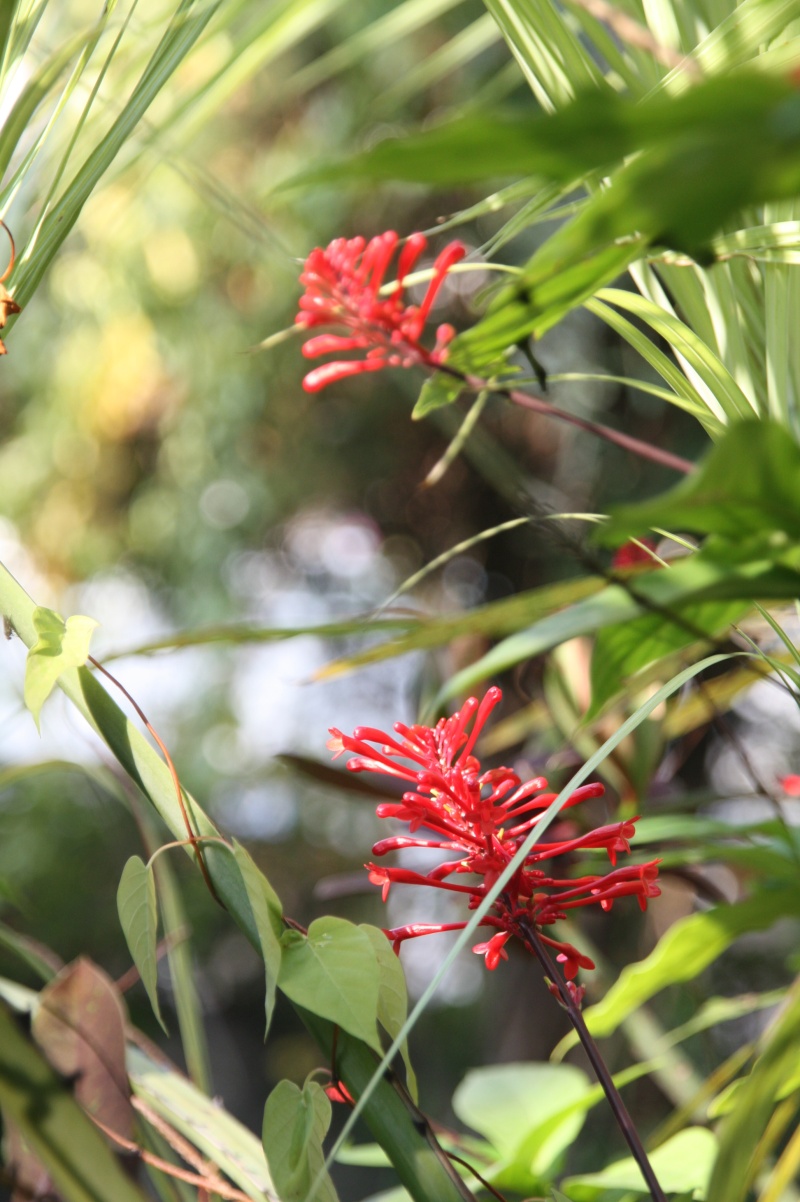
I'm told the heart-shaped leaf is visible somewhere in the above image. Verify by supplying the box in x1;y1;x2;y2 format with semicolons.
263;1076;339;1202
278;917;381;1051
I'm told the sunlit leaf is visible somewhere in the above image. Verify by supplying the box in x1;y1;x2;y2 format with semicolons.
24;607;97;728
563;1128;717;1199
453;1062;591;1185
14;0;227;308
589;599;750;716
568;885;800;1047
434;550;800;707
707;984;800;1202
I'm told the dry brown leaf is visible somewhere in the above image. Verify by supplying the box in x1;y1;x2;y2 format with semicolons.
32;957;134;1144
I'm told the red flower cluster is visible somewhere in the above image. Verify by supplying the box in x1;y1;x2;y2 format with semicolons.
329;687;660;996
295;230;466;392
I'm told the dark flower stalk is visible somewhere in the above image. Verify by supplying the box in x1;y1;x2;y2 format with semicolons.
329;687;666;1200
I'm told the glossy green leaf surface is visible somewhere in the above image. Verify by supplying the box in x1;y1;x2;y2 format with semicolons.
279;917;381;1051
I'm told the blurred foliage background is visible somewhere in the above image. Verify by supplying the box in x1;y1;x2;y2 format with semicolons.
0;0;797;1198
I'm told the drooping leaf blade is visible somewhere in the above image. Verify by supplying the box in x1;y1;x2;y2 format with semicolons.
707;983;800;1202
232;840;283;1037
361;924;417;1101
116;855;166;1033
563;1128;717;1199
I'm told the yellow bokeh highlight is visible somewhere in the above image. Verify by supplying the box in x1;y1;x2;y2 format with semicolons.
81;311;172;440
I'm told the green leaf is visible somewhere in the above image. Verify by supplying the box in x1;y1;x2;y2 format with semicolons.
116;856;165;1033
589;598;751;716
585;296;726;435
360;925;417;1101
128;1043;275;1200
434;548;800;708
598;419;800;545
0;30;89;184
565;885;800;1048
452;1062;591;1185
141;806;211;1093
707;983;800;1202
594;287;756;423
262;1077;339;1202
316;575;605;681
281;104;626;190
447;72;800;351
232;841;283;1038
14;0;226;309
411;371;464;419
24;607;97;728
0;1000;148;1202
278;917;381;1051
563;1128;717;1199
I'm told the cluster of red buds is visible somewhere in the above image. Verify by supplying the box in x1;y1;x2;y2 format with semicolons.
295;230;466;392
329;687;660;1001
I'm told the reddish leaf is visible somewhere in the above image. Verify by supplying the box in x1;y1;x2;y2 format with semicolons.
32;957;134;1143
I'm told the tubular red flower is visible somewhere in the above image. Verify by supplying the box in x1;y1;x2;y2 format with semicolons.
331;688;660;996
296;231;466;391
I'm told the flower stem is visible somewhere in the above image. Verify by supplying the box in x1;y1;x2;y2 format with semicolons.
516;916;667;1202
504;386;694;476
438;362;695;476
